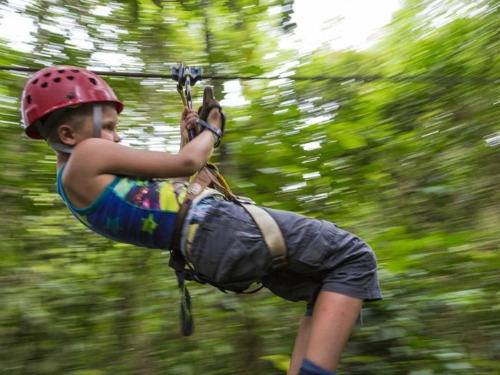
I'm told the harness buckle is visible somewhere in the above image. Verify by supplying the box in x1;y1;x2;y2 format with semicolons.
234;196;256;205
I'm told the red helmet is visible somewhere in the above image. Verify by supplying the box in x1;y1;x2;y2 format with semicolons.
21;66;124;139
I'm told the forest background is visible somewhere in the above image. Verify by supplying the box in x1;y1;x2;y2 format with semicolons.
0;0;498;374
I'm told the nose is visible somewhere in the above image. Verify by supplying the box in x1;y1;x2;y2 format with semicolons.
114;132;122;143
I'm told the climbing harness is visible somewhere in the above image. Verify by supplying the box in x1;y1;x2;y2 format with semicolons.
169;63;288;336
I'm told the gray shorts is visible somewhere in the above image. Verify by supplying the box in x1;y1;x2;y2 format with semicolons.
186;200;382;313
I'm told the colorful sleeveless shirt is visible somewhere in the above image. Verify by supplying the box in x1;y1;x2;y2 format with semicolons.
56;165;189;249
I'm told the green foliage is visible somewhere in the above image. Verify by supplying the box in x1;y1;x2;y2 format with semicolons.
1;0;499;373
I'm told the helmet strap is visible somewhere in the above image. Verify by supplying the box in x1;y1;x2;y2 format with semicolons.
38;104;103;154
32;108;73;154
47;141;74;154
92;104;103;138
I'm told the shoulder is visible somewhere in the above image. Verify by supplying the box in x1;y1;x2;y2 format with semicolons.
72;138;118;156
62;141;119;207
65;139;122;179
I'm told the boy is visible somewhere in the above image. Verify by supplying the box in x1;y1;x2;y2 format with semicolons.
21;66;382;375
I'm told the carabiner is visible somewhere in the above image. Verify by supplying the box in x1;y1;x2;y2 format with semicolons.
171;63;203;140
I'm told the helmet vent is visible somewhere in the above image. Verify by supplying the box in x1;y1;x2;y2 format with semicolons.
53;77;61;83
57;69;66;73
32;79;39;85
43;72;51;78
67;93;75;99
41;82;48;88
66;76;75;81
26;95;32;105
88;77;97;86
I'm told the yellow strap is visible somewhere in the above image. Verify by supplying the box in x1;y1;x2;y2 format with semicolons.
239;203;287;268
214;171;233;194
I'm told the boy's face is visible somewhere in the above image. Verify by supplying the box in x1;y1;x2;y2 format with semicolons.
73;104;121;144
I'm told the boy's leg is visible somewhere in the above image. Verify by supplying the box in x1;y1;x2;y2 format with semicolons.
288;316;312;375
289;291;363;374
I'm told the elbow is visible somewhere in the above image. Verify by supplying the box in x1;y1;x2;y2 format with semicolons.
182;155;206;175
176;142;211;176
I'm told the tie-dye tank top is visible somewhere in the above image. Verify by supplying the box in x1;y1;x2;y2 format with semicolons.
56;164;190;249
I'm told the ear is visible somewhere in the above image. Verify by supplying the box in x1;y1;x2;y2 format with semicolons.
57;124;77;146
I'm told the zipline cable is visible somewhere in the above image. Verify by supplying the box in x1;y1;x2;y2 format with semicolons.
0;65;494;83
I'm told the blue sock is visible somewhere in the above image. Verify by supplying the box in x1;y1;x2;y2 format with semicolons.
298;359;337;375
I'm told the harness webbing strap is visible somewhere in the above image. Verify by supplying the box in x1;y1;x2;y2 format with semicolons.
238;203;288;269
169;165;288;336
170;167;215;255
92;104;103;138
169;166;216;336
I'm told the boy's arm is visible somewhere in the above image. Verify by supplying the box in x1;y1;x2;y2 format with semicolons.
70;107;221;180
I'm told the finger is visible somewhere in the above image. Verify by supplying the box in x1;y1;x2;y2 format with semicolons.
181;106;190;119
186;114;199;124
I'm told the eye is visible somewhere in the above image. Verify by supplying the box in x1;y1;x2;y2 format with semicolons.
103;123;116;131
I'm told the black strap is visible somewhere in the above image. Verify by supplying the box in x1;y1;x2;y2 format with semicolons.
197;86;226;148
176;270;193;336
196;118;223;147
